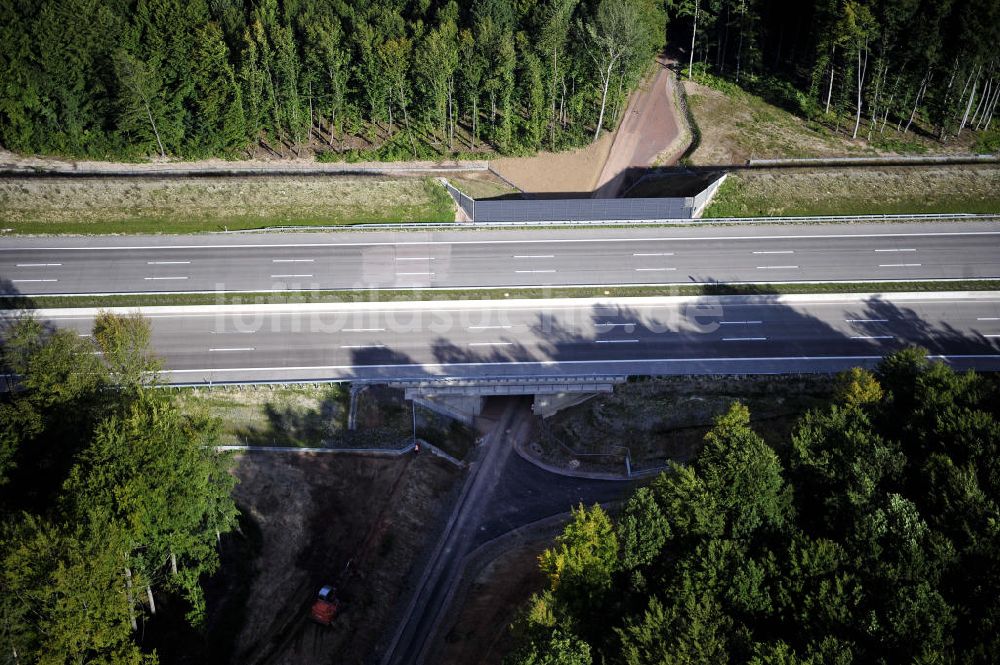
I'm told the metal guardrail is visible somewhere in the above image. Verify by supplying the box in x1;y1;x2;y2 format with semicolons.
142;372;635;390
217;211;1000;233
748;154;999;167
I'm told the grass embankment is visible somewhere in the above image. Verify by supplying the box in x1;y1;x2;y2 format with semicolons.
0;175;455;234
682;74;980;165
173;383;414;449
6;280;999;311
703;166;1000;217
446;173;519;199
170;383;476;458
542;375;835;473
173;383;352;447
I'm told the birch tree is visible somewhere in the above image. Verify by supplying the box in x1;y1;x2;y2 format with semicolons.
113;49;167;158
843;2;877;139
583;0;642;141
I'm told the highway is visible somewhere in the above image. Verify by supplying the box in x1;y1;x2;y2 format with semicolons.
2;222;999;295
12;293;1000;384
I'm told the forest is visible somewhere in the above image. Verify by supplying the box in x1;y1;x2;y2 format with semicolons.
1;0;997;163
0;315;238;664
507;351;1000;664
0;0;666;160
676;0;1000;145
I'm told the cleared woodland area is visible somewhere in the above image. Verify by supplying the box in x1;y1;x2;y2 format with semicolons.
683;79;987;166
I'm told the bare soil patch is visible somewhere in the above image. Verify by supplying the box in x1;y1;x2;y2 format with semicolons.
436;538;550;665
491;130;617;195
222;452;460;665
704;165;1000;217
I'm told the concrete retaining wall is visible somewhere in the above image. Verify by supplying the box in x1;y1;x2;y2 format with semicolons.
444;174;735;223
471;196;692;222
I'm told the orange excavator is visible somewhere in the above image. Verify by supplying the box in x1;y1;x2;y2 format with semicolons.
309;585;342;626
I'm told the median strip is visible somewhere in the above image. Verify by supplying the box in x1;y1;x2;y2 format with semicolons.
4;280;1000;311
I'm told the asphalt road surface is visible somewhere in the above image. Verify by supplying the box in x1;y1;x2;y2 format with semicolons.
3;222;999;296
13;293;1000;384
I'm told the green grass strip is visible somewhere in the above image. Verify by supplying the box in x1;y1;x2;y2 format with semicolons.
5;280;999;311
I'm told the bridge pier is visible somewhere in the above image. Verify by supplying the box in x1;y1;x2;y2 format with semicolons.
383;376;627;425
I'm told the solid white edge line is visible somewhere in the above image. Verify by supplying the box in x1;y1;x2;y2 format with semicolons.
156;353;1000;375
722;337;768;341
850;336;894;340
878;263;922;267
143;276;188;280
339;344;387;349
468;342;513;347
845;318;889;322
594;339;640;344
756;265;799;269
513;254;555;258
16;263;62;266
272;259;315;263
270;274;313;278
11;279;58;283
147;261;190;265
752;251;794;254
6;230;1000;252
209;347;255;352
342;328;386;332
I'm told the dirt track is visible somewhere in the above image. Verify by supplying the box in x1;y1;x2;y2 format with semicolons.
593;60;686;198
491;59;687;197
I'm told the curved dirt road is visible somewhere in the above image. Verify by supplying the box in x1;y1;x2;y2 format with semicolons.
593;59;687;198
